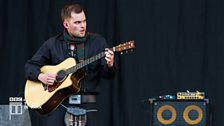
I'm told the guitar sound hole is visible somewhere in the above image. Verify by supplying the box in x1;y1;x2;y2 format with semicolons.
56;70;67;82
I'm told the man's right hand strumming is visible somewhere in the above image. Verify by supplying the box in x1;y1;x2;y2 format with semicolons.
38;73;57;85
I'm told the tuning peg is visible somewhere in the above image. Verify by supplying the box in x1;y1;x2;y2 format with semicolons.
120;52;123;55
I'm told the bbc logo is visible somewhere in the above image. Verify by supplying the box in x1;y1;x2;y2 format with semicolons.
9;97;27;120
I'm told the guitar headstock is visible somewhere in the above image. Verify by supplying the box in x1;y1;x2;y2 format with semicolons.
113;40;135;54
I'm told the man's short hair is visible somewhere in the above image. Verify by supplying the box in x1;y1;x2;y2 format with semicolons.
61;3;83;22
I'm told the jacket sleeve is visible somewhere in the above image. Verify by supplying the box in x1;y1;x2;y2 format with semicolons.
25;40;52;81
101;64;117;80
99;38;117;80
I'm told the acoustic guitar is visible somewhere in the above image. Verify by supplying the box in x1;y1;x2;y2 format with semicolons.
24;41;135;115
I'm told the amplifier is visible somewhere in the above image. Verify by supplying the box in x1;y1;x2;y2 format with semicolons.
150;99;209;126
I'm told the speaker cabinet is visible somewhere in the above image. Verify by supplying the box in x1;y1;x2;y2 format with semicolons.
151;100;209;126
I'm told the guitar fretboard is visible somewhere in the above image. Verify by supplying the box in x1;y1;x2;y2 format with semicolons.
66;51;105;74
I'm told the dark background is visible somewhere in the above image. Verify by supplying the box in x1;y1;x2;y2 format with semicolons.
1;0;224;126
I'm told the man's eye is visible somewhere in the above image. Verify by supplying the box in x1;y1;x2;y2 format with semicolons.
74;21;81;24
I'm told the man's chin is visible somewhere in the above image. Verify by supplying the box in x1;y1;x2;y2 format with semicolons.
79;34;86;37
76;32;85;37
73;35;83;38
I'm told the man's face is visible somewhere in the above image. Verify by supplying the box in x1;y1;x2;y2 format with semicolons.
63;11;86;37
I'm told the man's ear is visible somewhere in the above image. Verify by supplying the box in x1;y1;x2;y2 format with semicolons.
63;20;69;29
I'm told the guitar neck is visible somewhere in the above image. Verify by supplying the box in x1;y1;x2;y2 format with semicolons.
66;51;107;74
65;40;134;75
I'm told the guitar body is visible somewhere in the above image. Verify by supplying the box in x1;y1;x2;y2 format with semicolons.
25;58;85;115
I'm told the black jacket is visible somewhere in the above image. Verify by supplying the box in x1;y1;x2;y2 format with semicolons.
25;32;116;93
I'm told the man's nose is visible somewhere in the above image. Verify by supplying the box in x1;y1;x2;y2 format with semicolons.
80;21;86;27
